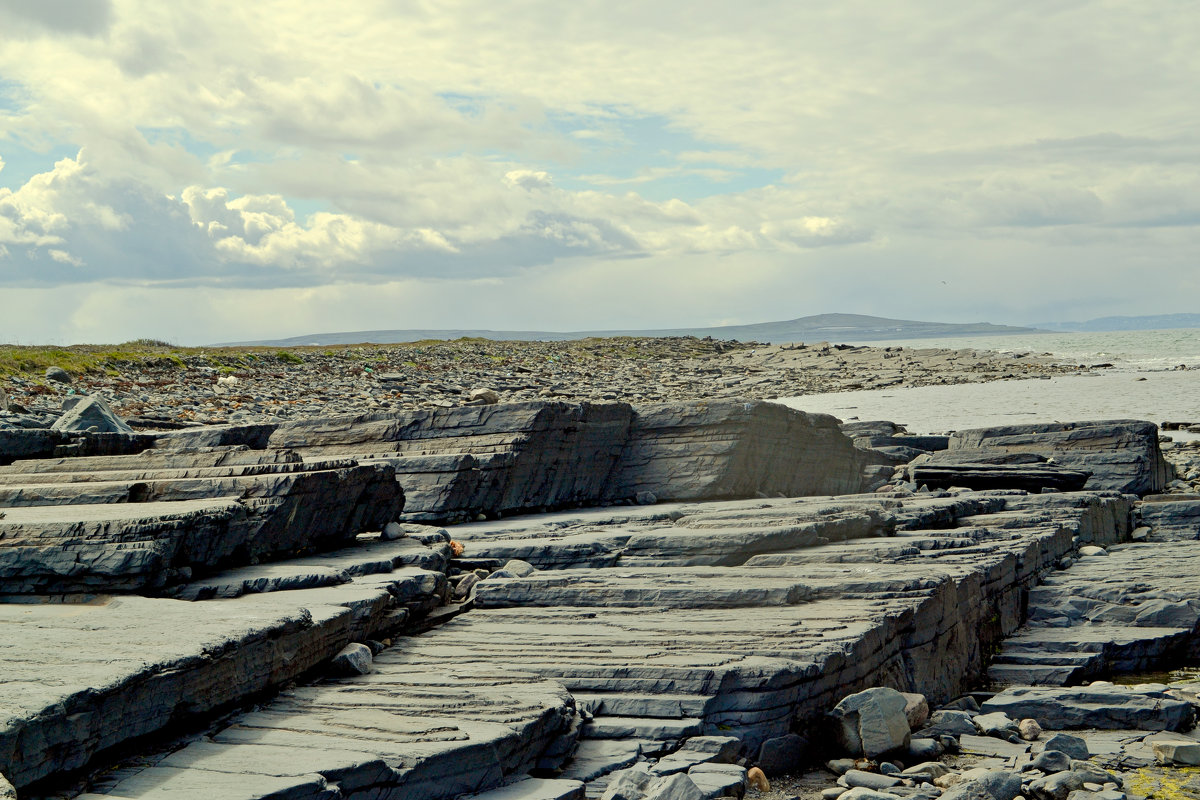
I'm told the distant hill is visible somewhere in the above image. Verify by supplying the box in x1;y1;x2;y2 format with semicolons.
1036;313;1200;332
221;313;1044;347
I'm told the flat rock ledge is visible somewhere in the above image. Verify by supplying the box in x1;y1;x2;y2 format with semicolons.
3;406;1193;800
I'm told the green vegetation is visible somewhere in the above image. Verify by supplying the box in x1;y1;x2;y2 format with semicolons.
0;344;187;379
275;351;304;365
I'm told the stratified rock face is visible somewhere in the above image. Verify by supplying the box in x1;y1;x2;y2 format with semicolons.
0;547;451;790
980;686;1195;731
268;400;870;522
270;401;634;521
606;402;868;502
944;420;1170;495
0;428;155;465
906;460;1092;493
0;451;404;594
988;537;1200;686
1137;497;1200;541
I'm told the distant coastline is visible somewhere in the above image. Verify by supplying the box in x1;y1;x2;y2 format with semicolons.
220;311;1200;349
219;312;1045;347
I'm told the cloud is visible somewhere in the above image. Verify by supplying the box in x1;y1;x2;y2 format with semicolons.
0;0;113;37
0;1;1198;343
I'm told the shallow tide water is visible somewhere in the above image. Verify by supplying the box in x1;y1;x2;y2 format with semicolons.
777;369;1200;438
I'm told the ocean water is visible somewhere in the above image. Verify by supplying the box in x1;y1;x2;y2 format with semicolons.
776;328;1200;437
849;328;1200;371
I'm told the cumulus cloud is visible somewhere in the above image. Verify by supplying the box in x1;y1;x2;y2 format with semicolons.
1;0;1198;342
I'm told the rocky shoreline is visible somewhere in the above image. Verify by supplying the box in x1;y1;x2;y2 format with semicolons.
1;337;1082;429
2;341;1200;800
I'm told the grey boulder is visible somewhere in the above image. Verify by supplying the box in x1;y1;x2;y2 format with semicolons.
938;769;1023;800
1024;750;1072;774
329;643;373;676
1041;733;1089;760
830;687;912;758
643;773;703;800
757;732;807;774
602;767;654;800
50;395;134;435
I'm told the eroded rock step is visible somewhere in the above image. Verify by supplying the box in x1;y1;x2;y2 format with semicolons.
70;490;1134;799
77;671;577;800
990;538;1200;686
0;534;449;791
0;450;404;596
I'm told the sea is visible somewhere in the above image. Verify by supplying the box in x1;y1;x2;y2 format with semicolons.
776;328;1200;439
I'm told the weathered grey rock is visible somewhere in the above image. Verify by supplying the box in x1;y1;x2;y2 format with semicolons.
938;769;1022;800
644;772;704;800
756;733;807;774
0;457;405;594
980;686;1194;731
843;769;901;790
329;642;373;676
0;448;1147;798
0;575;440;788
907;738;943;760
685;763;746;800
44;366;71;383
154;422;278;450
946;420;1170;495
652;736;741;776
839;788;902;800
990;540;1200;686
468;388;501;405
602;766;654;800
1041;734;1090;760
1025;750;1073;774
904;762;950;780
1019;718;1043;740
464;777;585;800
921;710;978;737
902;692;930;729
608;401;869;502
906;462;1092;493
1152;739;1200;765
50;395;134;434
830;688;912;758
1137;497;1200;541
504;559;537;577
1028;769;1090;800
0;772;14;800
973;712;1020;740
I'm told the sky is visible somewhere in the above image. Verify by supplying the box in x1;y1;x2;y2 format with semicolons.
0;0;1197;345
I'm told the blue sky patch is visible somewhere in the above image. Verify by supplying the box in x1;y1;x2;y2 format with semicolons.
546;112;783;202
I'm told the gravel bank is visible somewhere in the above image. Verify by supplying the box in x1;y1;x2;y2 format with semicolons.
1;337;1081;429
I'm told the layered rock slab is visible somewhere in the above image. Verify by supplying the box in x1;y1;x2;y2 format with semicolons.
79;671;577;800
0;537;449;790
0;451;404;594
940;420;1170;495
264;400;872;522
989;539;1200;686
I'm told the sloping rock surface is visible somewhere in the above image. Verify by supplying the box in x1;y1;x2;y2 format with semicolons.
942;420;1170;495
